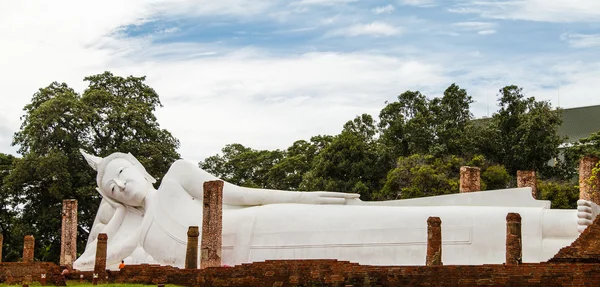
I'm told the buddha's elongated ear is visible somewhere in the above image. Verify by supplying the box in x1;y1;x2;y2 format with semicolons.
128;152;157;184
80;149;103;171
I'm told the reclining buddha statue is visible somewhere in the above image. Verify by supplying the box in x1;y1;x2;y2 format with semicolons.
73;150;599;271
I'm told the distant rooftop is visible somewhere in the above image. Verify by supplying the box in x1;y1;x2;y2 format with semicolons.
558;105;600;143
473;104;600;143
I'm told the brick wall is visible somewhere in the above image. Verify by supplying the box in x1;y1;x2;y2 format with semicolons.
551;213;600;263
108;260;600;287
6;259;600;287
0;262;66;286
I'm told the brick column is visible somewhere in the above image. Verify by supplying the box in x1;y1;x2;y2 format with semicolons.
580;155;600;205
60;199;78;269
201;180;223;269
0;233;3;262
460;166;480;193
185;226;199;269
517;170;537;199
22;235;35;263
506;213;522;265
426;217;442;266
94;233;108;273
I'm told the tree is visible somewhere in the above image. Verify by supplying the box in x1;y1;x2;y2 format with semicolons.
0;153;17;261
480;165;511;190
539;180;579;209
4;72;180;263
301;115;383;200
266;137;329;190
429;83;475;157
81;72;180;180
376;154;512;200
376;154;462;200
480;86;563;174
200;143;284;188
378;85;475;163
201;135;334;190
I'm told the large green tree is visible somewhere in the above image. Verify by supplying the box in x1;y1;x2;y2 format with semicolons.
0;153;17;261
201;135;334;190
378;84;475;165
300;114;383;199
376;154;512;200
429;83;475;157
479;85;563;174
200;143;284;188
4;72;180;263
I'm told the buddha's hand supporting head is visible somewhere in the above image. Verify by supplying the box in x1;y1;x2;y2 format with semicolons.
81;149;156;207
577;199;600;233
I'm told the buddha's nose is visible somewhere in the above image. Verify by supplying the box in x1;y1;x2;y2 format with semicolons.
114;179;126;189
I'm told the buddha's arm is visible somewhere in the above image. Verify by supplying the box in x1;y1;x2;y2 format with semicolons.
163;160;359;206
542;200;600;239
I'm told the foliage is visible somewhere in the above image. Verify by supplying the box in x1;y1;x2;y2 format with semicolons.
478;85;564;174
429;84;475;157
378;84;475;164
200;143;284;188
480;165;511;191
3;72;180;263
375;154;463;200
301;115;383;199
538;180;579;209
0;153;17;261
200;136;333;190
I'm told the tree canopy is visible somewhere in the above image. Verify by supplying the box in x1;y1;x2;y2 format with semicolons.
2;72;180;262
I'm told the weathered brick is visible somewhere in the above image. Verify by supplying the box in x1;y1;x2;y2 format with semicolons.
60;199;77;269
460;166;480;193
201;180;223;269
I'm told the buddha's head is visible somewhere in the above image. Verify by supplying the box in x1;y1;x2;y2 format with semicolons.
80;149;156;207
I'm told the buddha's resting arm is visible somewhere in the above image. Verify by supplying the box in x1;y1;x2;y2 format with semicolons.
162;160;359;206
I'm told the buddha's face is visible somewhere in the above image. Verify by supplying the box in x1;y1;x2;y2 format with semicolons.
101;158;152;206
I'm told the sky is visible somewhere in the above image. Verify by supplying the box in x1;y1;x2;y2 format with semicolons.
1;0;599;163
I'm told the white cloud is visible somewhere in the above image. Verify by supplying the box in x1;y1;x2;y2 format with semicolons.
372;4;395;14
399;0;435;7
452;22;496;35
0;2;439;161
453;22;495;30
292;0;356;6
327;22;401;37
448;57;600;118
449;0;600;23
2;0;600;164
561;33;600;48
478;30;496;35
116;51;448;161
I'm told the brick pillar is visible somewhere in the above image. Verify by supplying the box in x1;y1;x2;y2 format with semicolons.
506;213;522;265
426;217;442;266
60;199;78;269
0;233;3;262
22;235;35;263
517;170;537;199
185;226;199;269
460;166;480;193
201;180;223;269
580;155;600;205
94;233;108;273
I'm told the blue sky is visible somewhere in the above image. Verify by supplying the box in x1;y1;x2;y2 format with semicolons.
1;0;599;162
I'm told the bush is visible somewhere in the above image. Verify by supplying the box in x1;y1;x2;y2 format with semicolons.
481;165;511;190
538;180;579;209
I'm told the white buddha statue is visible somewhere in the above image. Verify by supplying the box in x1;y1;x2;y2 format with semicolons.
73;150;599;271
